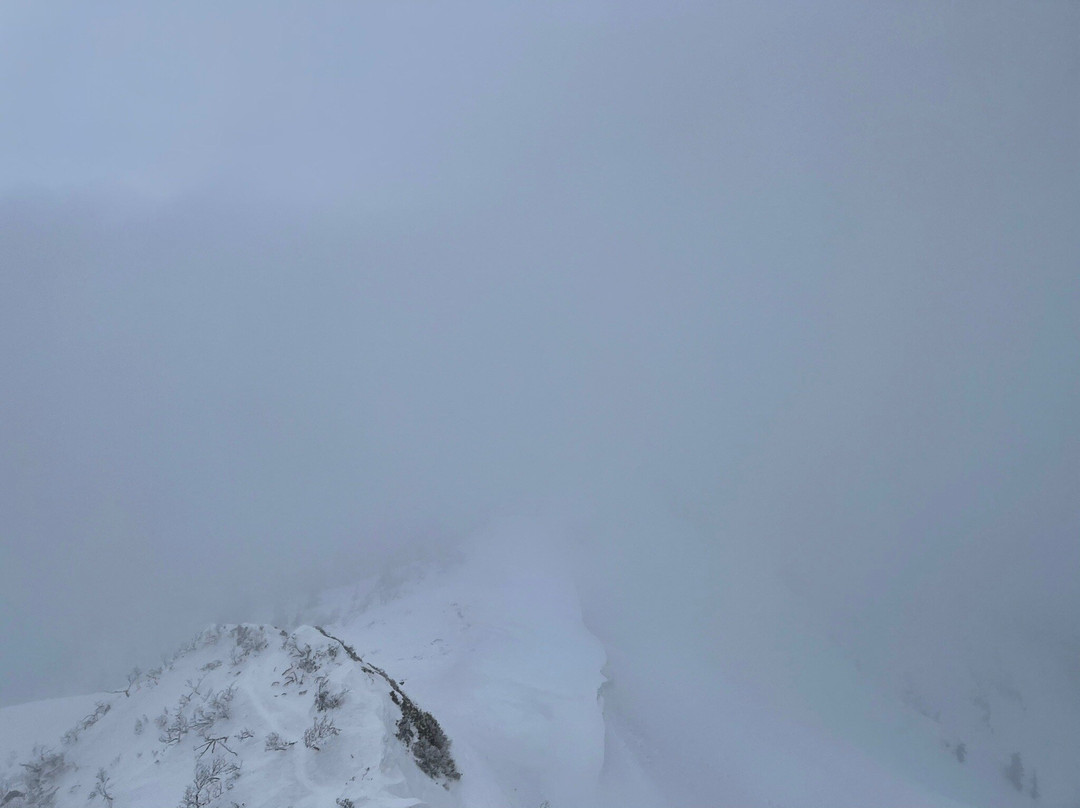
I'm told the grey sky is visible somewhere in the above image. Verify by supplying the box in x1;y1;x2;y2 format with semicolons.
1;0;1078;711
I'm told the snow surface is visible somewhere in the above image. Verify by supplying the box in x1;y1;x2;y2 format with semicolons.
2;541;1078;807
1;622;462;808
0;694;103;773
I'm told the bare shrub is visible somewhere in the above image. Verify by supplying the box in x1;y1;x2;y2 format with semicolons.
280;637;321;687
314;678;347;712
124;668;142;697
178;757;240;808
190;686;236;735
61;702;111;747
18;746;70;808
264;733;294;752
303;716;340;751
158;709;190;746
87;768;114;807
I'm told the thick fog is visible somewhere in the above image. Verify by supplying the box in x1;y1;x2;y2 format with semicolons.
1;1;1077;764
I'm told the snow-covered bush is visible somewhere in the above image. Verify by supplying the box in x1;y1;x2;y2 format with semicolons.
264;733;293;752
178;757;240;808
280;637;321;687
314;677;347;712
159;680;235;746
196;626;224;648
87;768;114;807
157;709;190;746
123;668;142;697
391;692;460;784
0;773;19;807
230;625;268;665
61;702;111;746
303;716;340;750
16;746;70;807
1003;752;1024;791
196;686;236;728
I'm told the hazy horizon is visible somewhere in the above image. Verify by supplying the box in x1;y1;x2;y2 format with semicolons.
2;0;1078;724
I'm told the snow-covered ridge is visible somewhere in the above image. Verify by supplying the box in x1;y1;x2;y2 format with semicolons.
6;542;1074;808
0;621;462;808
0;547;611;808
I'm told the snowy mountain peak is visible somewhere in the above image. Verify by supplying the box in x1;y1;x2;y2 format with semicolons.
6;545;1074;808
1;621;462;808
1;549;612;808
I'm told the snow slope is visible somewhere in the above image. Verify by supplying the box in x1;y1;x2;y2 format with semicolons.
1;621;463;808
0;541;606;808
293;542;608;808
2;539;1078;807
0;695;103;775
